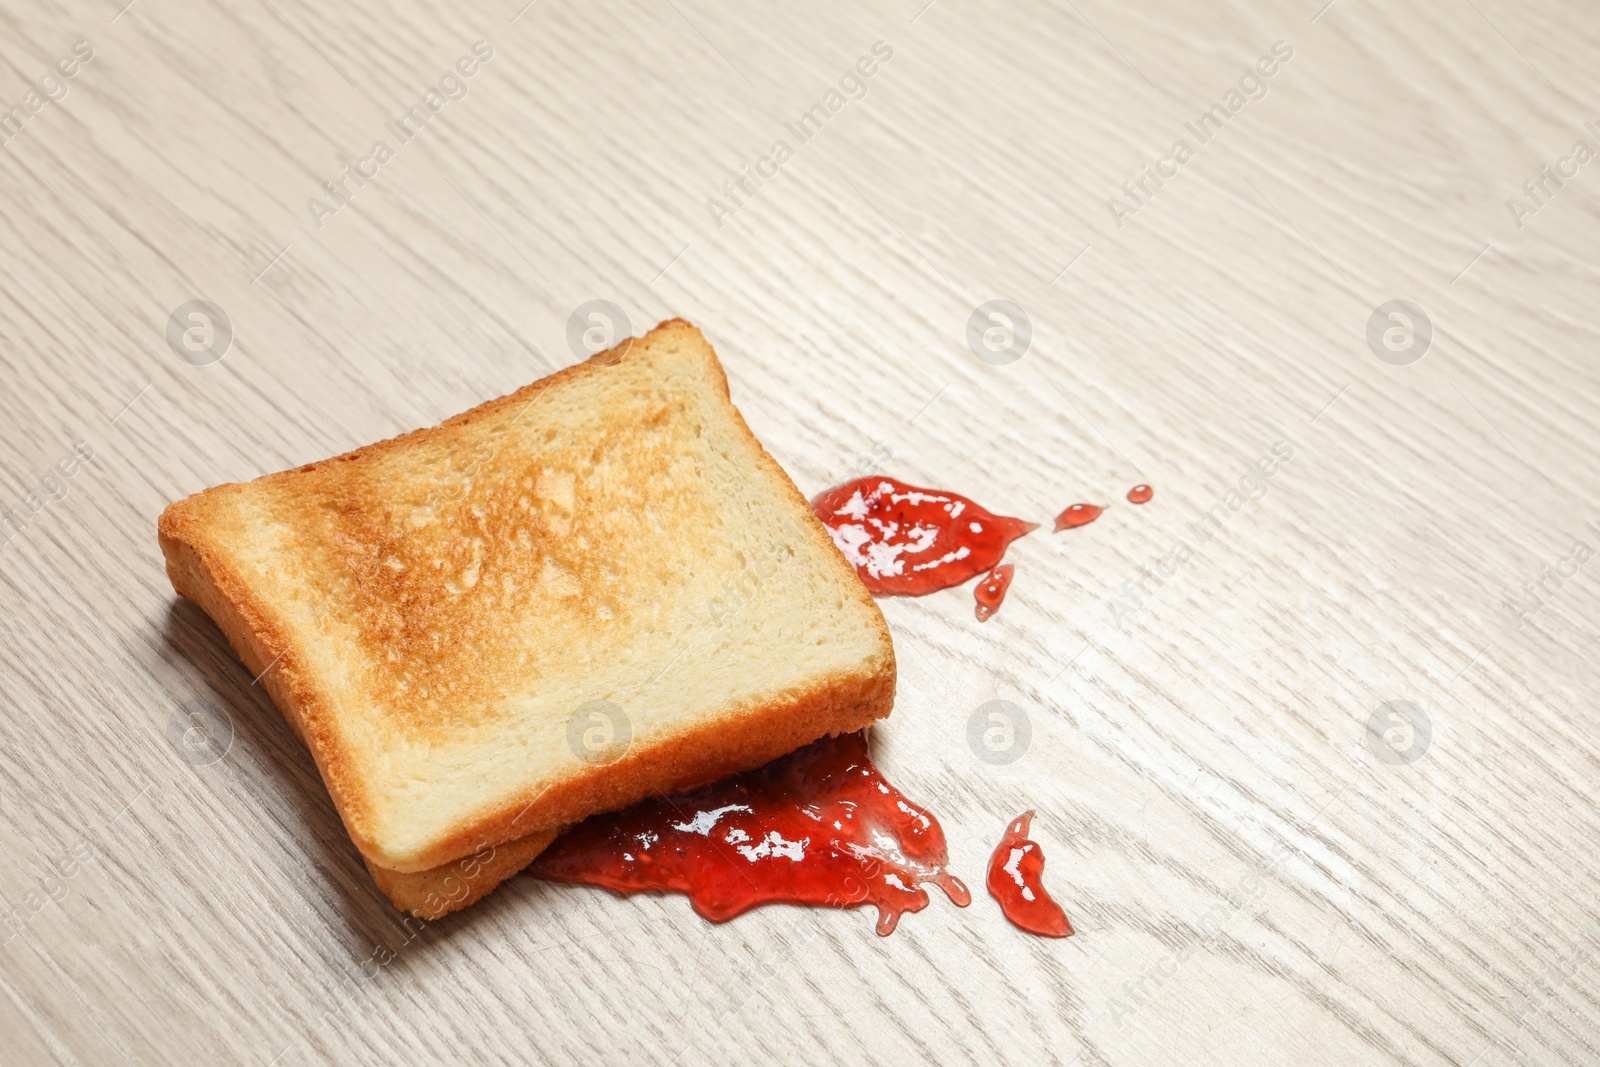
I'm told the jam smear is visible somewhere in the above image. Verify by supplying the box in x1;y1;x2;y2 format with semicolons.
1054;503;1104;530
1126;484;1154;504
812;476;1037;596
974;564;1015;622
528;732;970;936
987;811;1074;938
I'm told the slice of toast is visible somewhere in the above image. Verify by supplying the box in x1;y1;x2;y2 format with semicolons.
159;319;895;913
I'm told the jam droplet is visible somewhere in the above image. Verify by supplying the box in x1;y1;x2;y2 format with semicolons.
529;732;971;936
974;564;1014;622
1053;503;1104;530
986;811;1073;938
1126;484;1154;504
811;477;1037;597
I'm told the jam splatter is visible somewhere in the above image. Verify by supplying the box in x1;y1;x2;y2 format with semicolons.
812;476;1036;596
1054;503;1104;530
974;564;1015;622
987;811;1073;938
1126;484;1154;504
528;732;970;936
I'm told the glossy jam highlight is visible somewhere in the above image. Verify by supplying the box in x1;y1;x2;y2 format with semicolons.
529;732;971;936
986;811;1073;938
974;563;1015;622
1126;484;1154;504
1053;503;1104;530
811;476;1037;596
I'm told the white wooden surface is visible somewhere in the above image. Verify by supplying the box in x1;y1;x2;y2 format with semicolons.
2;0;1599;1062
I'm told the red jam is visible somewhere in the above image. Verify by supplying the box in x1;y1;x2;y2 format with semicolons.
811;477;1037;596
1054;503;1104;530
987;811;1073;938
1126;484;1154;504
528;732;970;936
974;564;1014;622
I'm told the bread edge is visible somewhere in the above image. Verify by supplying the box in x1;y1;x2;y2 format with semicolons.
364;828;559;920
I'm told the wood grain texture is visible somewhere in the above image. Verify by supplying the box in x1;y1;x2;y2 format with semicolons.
2;0;1599;1063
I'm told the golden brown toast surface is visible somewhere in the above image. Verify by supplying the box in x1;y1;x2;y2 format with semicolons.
159;320;895;877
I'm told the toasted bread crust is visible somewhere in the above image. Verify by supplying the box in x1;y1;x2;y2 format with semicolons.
161;497;375;835
157;320;896;882
364;829;558;919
